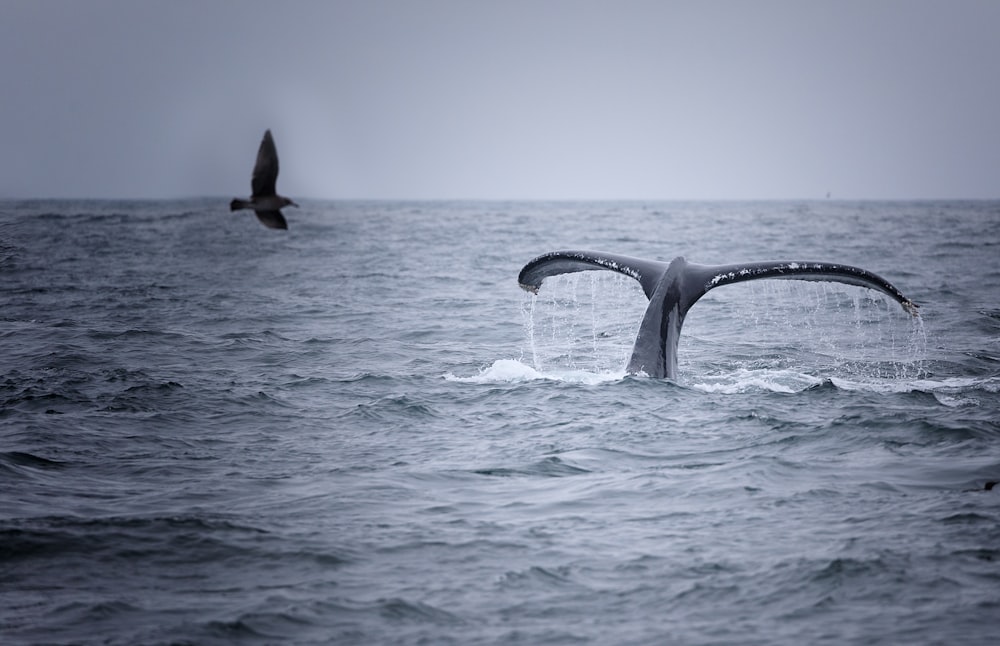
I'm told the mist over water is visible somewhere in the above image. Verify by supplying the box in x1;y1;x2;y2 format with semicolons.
1;200;999;645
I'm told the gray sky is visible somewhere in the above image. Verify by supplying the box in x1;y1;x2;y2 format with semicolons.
2;0;998;200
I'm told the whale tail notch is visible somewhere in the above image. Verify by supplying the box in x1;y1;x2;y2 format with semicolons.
518;251;919;379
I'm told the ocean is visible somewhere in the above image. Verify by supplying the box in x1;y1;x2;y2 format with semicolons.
1;199;998;645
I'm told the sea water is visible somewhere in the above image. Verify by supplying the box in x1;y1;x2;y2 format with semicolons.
1;200;998;644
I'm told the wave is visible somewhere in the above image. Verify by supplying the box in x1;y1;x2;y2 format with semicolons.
340;394;443;422
0;514;352;575
690;369;826;394
831;375;1000;403
447;360;1000;400
445;359;625;385
0;451;67;473
448;359;832;393
184;596;465;644
472;456;591;478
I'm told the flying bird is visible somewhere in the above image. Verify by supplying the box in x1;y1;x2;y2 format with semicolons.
230;129;298;230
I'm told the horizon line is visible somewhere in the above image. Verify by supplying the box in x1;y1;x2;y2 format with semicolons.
3;195;999;203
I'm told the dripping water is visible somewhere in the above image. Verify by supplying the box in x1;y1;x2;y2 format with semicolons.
522;273;927;381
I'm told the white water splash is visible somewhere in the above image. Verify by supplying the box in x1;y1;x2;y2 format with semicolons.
445;359;625;385
689;368;825;394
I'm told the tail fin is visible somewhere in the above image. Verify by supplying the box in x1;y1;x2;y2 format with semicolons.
518;250;670;299
518;251;919;379
686;260;920;316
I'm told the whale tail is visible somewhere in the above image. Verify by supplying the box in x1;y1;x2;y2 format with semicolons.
518;251;918;379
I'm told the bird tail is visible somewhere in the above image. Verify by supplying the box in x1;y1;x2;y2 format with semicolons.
230;198;252;211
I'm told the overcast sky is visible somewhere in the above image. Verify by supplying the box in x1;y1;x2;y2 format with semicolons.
2;0;998;200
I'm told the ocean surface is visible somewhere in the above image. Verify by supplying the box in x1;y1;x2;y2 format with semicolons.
1;199;998;645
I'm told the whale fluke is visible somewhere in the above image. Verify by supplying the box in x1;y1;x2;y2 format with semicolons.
518;251;919;380
230;129;298;230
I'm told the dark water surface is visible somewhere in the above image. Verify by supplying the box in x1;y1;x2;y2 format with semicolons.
2;200;999;644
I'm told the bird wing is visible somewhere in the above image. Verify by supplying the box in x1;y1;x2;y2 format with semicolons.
251;130;279;197
254;210;288;230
